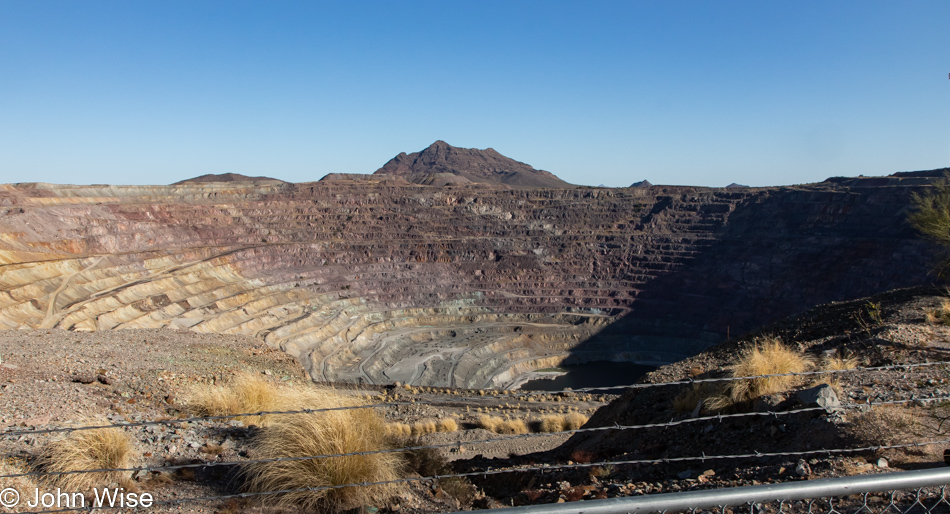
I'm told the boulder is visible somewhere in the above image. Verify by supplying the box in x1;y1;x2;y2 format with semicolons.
797;384;840;411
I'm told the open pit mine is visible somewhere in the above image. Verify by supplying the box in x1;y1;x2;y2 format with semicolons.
0;143;940;389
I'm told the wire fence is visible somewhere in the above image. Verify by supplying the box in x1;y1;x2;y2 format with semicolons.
0;359;949;512
2;359;945;438
4;394;950;483
8;439;950;514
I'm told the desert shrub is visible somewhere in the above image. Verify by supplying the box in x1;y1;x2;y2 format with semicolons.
241;391;399;512
39;427;138;492
821;354;859;371
849;404;921;454
853;301;886;333
439;477;477;508
187;372;333;426
537;415;565;432
402;446;449;477
726;339;812;403
476;415;502;432
499;418;529;435
386;423;412;438
563;412;589;431
398;444;474;506
704;338;813;412
537;415;565;433
673;383;723;414
813;354;860;394
436;418;459;432
410;420;438;437
926;299;950;325
590;464;614;478
477;415;528;434
532;413;588;433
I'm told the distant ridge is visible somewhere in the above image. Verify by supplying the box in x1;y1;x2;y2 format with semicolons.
725;183;750;188
630;180;652;188
173;173;285;185
891;167;950;178
374;141;571;188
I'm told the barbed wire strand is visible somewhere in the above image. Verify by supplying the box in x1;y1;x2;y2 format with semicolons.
3;359;948;439
12;437;950;514
3;394;949;482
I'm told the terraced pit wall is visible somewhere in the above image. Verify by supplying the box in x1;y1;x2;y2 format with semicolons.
0;177;934;388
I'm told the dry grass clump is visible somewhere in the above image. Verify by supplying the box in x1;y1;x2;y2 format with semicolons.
400;447;476;508
563;412;589;430
813;354;860;394
477;415;502;432
388;418;458;439
925;299;950;326
241;390;399;512
537;415;564;433
589;464;615;478
386;423;412;438
187;372;330;426
477;415;529;434
849;404;921;451
535;413;589;433
39;427;138;493
437;418;459;433
821;355;859;371
1;458;39;511
851;405;917;446
500;418;529;435
728;339;812;401
439;476;477;508
704;339;812;412
411;420;438;437
673;382;722;414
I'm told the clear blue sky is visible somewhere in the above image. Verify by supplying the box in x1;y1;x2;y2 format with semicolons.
1;1;948;187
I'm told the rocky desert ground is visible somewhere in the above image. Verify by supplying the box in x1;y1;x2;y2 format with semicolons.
0;286;947;513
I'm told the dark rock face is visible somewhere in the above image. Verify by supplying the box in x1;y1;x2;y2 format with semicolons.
374;141;571;188
0;173;937;388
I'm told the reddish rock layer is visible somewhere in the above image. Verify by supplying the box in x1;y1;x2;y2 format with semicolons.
0;175;935;387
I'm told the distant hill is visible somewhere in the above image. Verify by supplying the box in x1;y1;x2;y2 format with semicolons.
374;141;571;188
173;173;285;185
630;180;653;188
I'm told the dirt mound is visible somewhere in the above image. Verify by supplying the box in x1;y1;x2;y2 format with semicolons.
374;140;571;187
173;173;285;184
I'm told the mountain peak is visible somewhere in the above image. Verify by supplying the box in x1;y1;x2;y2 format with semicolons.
374;141;570;188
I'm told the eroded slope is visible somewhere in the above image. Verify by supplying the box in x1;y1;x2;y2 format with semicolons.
0;176;935;387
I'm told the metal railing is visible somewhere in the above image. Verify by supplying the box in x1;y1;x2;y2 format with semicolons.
459;467;950;513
